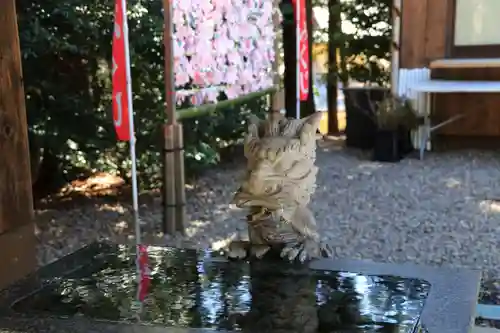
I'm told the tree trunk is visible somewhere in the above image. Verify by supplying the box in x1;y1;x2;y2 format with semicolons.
32;149;62;200
339;47;349;89
327;0;340;135
27;130;41;185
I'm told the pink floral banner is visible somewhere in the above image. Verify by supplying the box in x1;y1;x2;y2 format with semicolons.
172;0;277;106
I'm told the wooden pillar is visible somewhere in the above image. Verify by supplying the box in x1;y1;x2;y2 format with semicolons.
0;0;36;288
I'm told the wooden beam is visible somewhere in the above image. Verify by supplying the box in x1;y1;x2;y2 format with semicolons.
400;0;429;68
0;0;34;233
0;0;36;288
424;0;449;63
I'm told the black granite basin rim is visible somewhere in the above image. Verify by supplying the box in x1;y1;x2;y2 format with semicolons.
0;316;225;333
0;241;481;333
0;242;114;311
310;258;481;333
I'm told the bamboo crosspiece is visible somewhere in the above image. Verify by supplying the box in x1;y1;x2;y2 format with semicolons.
391;0;402;95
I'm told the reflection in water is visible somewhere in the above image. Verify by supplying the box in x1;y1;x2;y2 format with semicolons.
477;282;500;329
240;260;319;333
11;245;430;332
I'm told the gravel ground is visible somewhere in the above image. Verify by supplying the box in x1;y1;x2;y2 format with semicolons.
35;139;500;289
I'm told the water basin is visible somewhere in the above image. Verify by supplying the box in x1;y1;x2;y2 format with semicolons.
5;243;430;333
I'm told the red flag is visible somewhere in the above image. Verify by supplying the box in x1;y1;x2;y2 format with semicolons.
112;0;131;141
137;244;151;302
293;0;309;101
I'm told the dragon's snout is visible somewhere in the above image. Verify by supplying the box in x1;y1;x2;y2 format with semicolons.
232;189;280;210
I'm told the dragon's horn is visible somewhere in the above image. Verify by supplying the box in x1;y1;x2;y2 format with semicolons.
299;112;323;142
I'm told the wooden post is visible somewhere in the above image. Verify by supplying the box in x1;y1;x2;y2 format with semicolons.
327;0;340;135
163;125;176;235
162;0;186;235
173;123;186;234
271;0;284;114
391;0;402;95
282;0;297;118
303;0;316;118
0;0;36;288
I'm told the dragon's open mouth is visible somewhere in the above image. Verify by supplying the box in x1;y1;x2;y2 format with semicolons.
231;192;281;210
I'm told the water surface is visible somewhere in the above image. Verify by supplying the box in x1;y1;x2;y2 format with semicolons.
11;245;430;333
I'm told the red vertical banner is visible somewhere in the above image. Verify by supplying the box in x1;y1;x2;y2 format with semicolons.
293;0;309;101
112;0;131;141
137;244;151;302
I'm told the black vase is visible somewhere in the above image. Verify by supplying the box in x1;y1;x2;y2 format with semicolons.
372;127;414;162
343;87;390;150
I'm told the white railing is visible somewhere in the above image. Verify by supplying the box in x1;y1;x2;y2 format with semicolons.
397;68;431;150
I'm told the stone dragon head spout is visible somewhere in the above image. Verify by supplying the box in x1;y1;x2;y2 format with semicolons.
228;112;330;262
233;112;323;216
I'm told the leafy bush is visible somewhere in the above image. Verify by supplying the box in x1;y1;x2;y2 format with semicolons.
375;96;421;131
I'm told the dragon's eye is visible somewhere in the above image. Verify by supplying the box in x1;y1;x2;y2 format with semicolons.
264;185;275;194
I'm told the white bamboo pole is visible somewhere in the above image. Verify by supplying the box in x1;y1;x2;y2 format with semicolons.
119;0;143;309
119;0;140;246
391;0;402;95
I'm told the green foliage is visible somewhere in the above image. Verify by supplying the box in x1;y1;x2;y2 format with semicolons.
181;96;268;176
375;95;421;130
317;0;391;85
17;0;268;190
341;0;391;85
